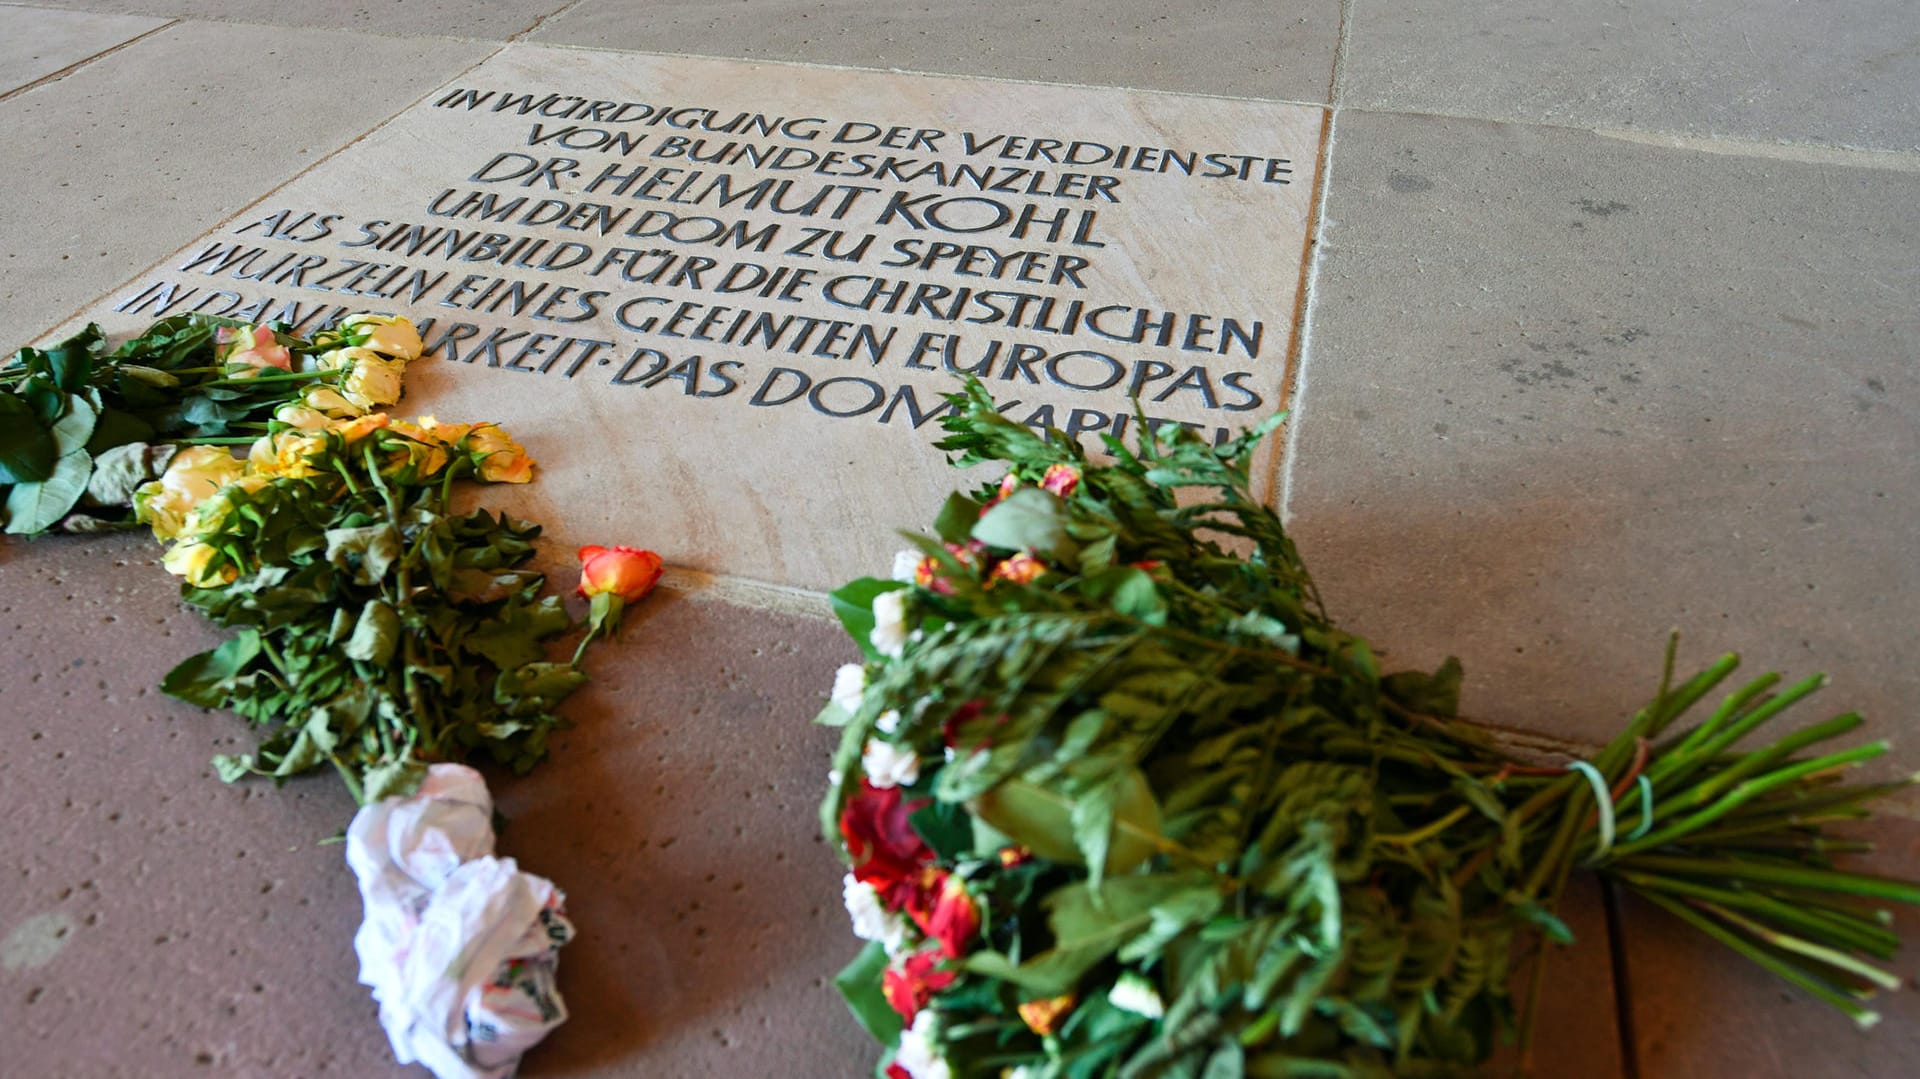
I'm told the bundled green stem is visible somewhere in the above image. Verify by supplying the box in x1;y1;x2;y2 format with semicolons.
820;380;1917;1079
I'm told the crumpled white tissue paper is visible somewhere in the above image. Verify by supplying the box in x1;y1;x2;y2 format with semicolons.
345;763;574;1079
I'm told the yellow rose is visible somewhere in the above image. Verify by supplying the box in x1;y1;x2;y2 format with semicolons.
341;314;424;361
466;422;534;484
273;402;332;430
161;541;236;588
134;447;245;541
304;385;361;417
248;430;328;480
342;353;406;410
392;415;473;447
329;412;391;444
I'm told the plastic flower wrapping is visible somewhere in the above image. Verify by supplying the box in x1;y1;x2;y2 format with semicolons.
820;381;1919;1079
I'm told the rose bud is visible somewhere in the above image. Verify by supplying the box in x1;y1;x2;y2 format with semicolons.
989;552;1045;587
912;873;981;960
882;949;955;1022
1040;463;1080;498
1017;994;1076;1036
997;846;1033;868
577;545;664;603
214;324;292;375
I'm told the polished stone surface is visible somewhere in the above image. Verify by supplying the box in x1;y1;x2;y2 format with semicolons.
75;45;1323;591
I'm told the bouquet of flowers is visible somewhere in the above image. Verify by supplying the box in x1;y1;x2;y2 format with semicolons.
820;380;1918;1078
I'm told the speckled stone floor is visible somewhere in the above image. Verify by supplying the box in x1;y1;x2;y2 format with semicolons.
2;2;1916;1076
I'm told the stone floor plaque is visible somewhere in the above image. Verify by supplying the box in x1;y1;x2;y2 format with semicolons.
87;45;1324;590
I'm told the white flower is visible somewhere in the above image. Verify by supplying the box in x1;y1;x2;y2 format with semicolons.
828;769;844;787
862;739;921;789
871;590;909;658
842;873;911;955
1107;972;1164;1019
892;549;921;582
831;663;867;713
896;1011;951;1079
875;709;901;735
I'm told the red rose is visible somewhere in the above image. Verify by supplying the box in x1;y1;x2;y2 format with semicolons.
911;872;981;960
577;545;663;602
840;781;933;910
883;949;956;1022
886;1066;912;1079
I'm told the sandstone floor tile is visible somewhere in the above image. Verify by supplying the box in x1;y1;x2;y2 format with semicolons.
0;531;410;1078
531;0;1343;102
15;0;569;40
0;524;875;1076
69;44;1321;592
1616;817;1920;1077
1282;112;1920;772
1342;0;1920;152
0;21;494;350
0;6;167;95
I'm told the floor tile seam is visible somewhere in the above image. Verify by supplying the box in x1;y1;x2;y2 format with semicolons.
0;13;177;106
1268;0;1353;510
1339;102;1920;174
1274;106;1338;523
26;41;514;348
1327;0;1355;107
505;0;585;43
500;39;1336;110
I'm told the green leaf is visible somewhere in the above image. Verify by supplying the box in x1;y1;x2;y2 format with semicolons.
910;799;977;861
39;324;102;391
84;442;168;508
834;942;903;1047
161;631;262;706
48;394;97;456
972;769;1164;877
934;491;984;544
465;595;574;669
830;577;905;662
496;661;588;709
344;599;400;664
1382;656;1464;718
968;872;1207;994
972;485;1074;558
361;757;427;803
0;394;56;483
326;524;404;586
4;448;92;534
212;754;256;782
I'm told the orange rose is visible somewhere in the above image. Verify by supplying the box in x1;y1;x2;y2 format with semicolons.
577;545;663;603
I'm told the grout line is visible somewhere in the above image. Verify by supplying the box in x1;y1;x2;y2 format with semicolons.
0;16;180;106
506;0;585;42
1328;0;1356;107
1275;104;1338;523
1270;0;1352;514
31;40;514;346
1601;878;1644;1079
